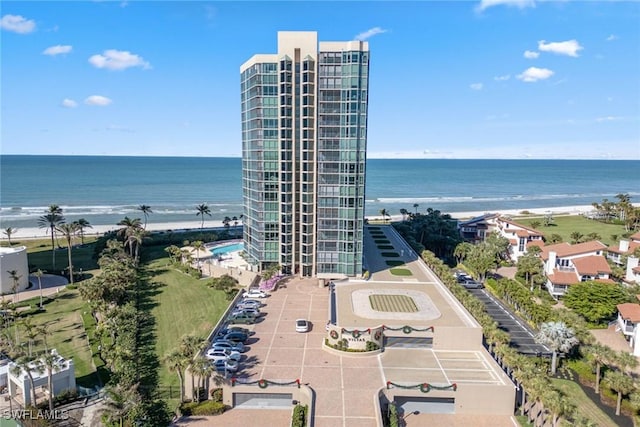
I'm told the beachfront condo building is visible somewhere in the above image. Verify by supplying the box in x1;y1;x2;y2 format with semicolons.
240;31;369;278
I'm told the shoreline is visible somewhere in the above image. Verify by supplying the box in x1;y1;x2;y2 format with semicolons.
2;204;601;241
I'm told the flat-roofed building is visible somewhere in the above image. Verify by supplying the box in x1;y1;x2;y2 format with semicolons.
240;32;369;278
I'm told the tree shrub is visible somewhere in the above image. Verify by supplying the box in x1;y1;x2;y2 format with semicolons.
181;400;227;416
292;404;308;427
210;387;223;402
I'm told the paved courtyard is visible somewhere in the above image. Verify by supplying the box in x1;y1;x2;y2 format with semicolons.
177;225;517;426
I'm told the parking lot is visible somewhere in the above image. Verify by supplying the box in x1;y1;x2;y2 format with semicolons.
467;288;550;355
178;225;518;426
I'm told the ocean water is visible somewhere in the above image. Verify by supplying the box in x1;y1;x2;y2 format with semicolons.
1;155;639;229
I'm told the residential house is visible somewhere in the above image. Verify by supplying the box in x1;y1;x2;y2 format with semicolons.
607;231;640;285
616;298;640;356
540;241;613;299
493;217;545;262
458;213;500;242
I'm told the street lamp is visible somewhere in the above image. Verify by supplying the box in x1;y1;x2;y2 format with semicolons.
402;410;420;425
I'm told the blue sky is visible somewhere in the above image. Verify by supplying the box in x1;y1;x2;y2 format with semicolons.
2;0;639;159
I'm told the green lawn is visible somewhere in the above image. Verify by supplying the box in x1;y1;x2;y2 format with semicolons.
17;290;98;387
516;216;627;246
145;255;233;390
390;268;412;276
551;378;619;427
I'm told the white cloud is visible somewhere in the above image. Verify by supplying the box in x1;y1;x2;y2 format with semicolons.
0;14;36;34
494;75;510;81
84;95;112;106
88;49;151;70
475;0;535;12
61;98;78;108
596;116;623;122
606;34;618;42
43;44;72;56
523;50;539;59
354;27;388;41
470;83;484;91
517;67;554;82
538;39;583;57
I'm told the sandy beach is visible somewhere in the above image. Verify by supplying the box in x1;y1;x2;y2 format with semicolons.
2;204;601;240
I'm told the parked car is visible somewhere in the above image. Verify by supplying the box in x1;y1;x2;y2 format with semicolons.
218;326;253;337
211;340;245;353
220;332;248;343
231;307;262;318
455;272;472;283
205;348;241;362
461;279;484;289
242;289;268;299
296;319;310;333
227;312;256;325
236;299;263;310
213;359;239;373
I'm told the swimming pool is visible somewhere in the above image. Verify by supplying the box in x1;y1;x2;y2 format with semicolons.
210;242;244;256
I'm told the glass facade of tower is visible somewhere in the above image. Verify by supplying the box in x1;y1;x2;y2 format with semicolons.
241;32;369;278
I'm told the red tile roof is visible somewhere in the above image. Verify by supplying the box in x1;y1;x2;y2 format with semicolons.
527;240;545;249
594;278;617;285
541;241;607;260
498;217;544;236
607;241;640;255
630;231;640;242
572;256;612;276
548;270;579;285
617;303;640;323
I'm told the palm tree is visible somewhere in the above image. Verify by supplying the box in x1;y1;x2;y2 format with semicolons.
10;355;43;407
517;253;543;291
196;203;211;230
190;356;214;402
453;242;473;265
604;370;634;415
164;349;188;403
3;227;17;246
413;203;419;215
116;217;143;256
73;218;92;245
179;334;208;400
614;350;639;374
37;212;65;269
137;205;153;230
191;241;205;269
56;222;79;285
379;209;390;224
569;231;584;244
223;216;232;233
529;220;541;230
40;350;64;411
102;383;141;427
7;270;22;302
33;269;45;309
21;317;39;356
127;227;146;263
399;208;408;222
535;321;579;374
584;344;614;394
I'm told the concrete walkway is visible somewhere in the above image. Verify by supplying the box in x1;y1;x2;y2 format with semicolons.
3;274;68;304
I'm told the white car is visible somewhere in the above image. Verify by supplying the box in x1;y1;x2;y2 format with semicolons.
296;319;310;333
243;289;268;299
205;348;241;362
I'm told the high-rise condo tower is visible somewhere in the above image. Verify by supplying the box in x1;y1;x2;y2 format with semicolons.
240;31;369;278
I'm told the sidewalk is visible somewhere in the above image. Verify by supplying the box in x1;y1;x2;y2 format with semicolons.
3;274;69;304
